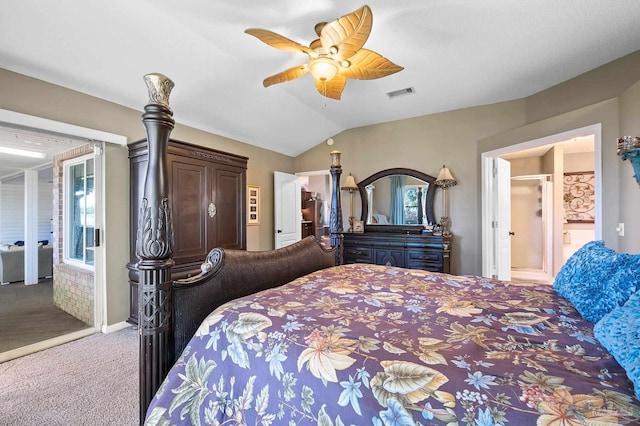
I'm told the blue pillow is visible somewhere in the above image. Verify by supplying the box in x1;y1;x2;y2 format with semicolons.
594;291;640;400
553;241;640;322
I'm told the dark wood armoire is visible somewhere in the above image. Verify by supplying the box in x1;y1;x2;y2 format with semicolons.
127;139;248;324
301;191;324;239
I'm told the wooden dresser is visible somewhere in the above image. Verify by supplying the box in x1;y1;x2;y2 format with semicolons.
342;231;451;273
127;139;248;324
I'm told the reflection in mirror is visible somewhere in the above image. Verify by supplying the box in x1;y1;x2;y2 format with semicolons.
365;176;430;225
358;168;437;230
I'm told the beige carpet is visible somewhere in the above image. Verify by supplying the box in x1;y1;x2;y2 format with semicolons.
0;327;138;425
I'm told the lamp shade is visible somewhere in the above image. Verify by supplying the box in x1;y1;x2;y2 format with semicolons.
341;174;358;190
435;165;457;188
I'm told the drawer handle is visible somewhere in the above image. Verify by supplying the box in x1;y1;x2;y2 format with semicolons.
415;255;436;260
347;249;368;256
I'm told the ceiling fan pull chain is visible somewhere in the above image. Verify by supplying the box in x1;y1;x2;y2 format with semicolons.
322;82;327;109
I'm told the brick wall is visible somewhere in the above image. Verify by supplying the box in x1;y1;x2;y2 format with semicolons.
53;263;94;325
52;144;95;326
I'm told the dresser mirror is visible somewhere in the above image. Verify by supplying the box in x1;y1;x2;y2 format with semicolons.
357;168;437;233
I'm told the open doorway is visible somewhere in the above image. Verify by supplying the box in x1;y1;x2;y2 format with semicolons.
0;109;126;362
508;174;553;282
297;170;332;247
481;124;601;282
0;166;89;355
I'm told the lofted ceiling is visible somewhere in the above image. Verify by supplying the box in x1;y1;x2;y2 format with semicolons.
1;1;640;180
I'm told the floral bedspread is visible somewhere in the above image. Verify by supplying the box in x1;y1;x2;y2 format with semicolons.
145;264;640;425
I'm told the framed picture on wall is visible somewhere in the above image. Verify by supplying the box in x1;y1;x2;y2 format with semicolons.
563;171;595;223
248;185;261;225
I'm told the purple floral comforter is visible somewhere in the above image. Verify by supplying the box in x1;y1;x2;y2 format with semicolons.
145;264;640;425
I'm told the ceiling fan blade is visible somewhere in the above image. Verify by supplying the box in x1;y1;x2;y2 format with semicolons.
245;28;316;56
340;48;403;80
263;64;309;87
315;74;346;100
320;5;372;61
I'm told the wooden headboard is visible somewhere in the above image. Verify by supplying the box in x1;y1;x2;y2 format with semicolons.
134;74;344;423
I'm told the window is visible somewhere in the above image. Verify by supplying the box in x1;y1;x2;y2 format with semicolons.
403;185;427;224
64;155;94;268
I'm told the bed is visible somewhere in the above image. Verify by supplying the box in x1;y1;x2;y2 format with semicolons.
144;261;639;425
135;74;640;425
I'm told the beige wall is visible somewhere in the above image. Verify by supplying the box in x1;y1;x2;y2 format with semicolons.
564;151;595;173
296;50;640;275
510;156;543;176
294;101;526;275
0;68;294;326
618;79;640;253
2;48;640;323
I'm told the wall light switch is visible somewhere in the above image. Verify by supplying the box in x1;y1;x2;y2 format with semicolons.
616;223;625;237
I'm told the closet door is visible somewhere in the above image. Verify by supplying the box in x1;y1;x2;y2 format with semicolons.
169;154;212;266
213;164;246;250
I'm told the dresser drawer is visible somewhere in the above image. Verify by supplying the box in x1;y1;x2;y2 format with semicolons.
406;250;443;271
408;263;443;272
407;250;442;262
343;246;372;263
341;232;451;273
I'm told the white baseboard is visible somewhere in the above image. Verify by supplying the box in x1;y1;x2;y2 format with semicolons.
1;323;133;363
0;328;95;363
511;269;552;284
101;321;132;334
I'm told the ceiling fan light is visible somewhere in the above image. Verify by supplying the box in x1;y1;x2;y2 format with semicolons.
309;57;339;82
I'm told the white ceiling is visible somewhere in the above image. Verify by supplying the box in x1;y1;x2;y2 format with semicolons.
1;1;639;178
0;125;88;181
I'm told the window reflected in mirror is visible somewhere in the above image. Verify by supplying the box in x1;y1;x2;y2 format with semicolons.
365;175;430;225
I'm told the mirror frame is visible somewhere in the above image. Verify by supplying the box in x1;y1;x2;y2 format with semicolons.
357;167;437;233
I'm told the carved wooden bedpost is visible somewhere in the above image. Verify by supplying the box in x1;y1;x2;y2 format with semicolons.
329;150;343;264
137;73;176;423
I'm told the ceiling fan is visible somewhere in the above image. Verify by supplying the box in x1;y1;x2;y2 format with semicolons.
245;5;403;100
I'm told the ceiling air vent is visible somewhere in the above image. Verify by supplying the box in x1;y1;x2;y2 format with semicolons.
386;87;415;99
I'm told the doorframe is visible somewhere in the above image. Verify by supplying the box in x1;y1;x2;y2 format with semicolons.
481;123;602;279
0;109;126;338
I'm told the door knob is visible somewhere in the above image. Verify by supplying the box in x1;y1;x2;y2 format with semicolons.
208;203;217;218
509;231;515;236
277;229;282;233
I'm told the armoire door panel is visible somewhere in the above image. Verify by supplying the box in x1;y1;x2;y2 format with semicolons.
213;165;246;250
170;156;211;264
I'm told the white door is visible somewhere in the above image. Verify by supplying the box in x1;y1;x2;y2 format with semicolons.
495;157;512;280
274;171;301;248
